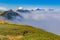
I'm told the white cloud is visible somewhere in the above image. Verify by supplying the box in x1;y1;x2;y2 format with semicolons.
32;13;46;20
22;14;30;19
18;7;23;10
18;9;60;21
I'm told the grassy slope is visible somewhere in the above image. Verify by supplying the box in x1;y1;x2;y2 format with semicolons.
0;23;60;40
0;12;3;15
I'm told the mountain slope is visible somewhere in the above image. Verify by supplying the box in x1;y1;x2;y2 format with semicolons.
0;10;23;20
0;23;60;40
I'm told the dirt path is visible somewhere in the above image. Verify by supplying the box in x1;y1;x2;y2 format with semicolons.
0;35;24;40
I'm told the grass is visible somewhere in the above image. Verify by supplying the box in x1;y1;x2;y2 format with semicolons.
0;12;3;15
0;23;60;40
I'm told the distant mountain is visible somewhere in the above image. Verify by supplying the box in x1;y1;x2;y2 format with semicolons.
48;9;54;11
0;9;23;20
17;7;30;13
17;9;30;13
36;8;41;10
36;8;45;11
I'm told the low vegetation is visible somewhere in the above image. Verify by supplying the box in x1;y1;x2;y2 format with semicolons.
0;12;3;15
0;21;60;40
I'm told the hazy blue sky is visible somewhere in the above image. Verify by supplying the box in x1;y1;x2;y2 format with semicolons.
0;0;60;9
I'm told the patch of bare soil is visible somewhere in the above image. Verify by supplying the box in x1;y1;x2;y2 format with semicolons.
0;35;24;40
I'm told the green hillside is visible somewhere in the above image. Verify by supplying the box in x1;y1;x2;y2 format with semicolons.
0;23;60;40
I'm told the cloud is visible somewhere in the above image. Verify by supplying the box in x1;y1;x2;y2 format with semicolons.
32;13;47;20
18;7;24;10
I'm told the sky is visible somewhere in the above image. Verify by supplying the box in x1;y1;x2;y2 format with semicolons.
0;0;60;9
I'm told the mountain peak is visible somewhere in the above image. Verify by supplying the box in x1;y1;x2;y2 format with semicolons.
48;8;54;11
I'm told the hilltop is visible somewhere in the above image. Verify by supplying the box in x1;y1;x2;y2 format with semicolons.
0;22;60;40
